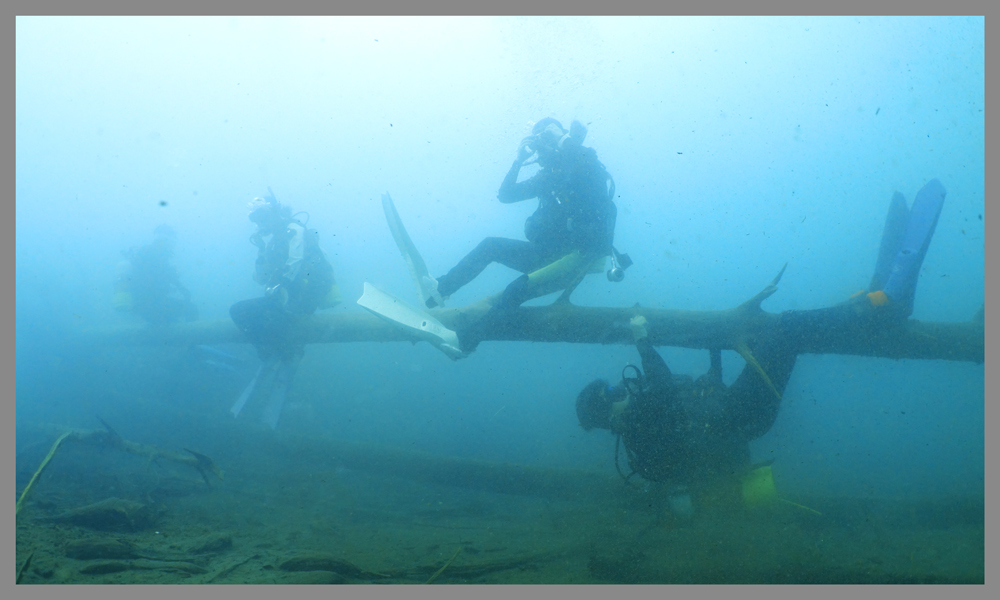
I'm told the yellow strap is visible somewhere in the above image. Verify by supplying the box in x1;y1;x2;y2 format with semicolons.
524;251;607;297
778;497;823;516
526;251;585;284
734;341;781;400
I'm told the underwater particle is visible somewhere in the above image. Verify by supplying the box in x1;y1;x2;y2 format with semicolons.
159;200;168;207
978;214;983;220
876;107;880;115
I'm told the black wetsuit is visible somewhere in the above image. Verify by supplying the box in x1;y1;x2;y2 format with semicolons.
435;143;617;302
436;144;616;351
230;221;335;360
615;337;797;489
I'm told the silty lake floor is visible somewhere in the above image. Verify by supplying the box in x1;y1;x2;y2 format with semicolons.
15;421;984;584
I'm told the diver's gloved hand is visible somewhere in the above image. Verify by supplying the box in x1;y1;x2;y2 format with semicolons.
630;315;648;341
516;136;536;163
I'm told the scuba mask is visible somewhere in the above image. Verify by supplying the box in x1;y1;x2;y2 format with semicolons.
247;187;293;236
520;131;564;165
521;119;589;165
248;197;276;225
248;187;284;224
521;119;569;164
536;123;568;150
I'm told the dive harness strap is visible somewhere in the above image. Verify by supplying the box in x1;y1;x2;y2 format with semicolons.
614;364;645;486
614;434;639;485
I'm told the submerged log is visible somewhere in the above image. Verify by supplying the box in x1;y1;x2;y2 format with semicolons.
40;498;162;532
84;298;984;364
22;422;625;504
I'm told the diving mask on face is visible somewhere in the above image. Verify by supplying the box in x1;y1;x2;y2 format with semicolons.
536;123;568;150
521;121;569;163
248;197;272;223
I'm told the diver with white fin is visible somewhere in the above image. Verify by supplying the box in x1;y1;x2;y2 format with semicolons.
431;119;623;354
375;119;625;356
368;120;623;357
229;189;342;429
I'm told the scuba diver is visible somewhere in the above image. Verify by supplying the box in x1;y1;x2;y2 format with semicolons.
229;189;341;429
576;315;797;519
422;118;625;353
113;225;198;326
575;179;947;519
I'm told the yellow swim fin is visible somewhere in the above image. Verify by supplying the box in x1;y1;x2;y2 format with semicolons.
741;464;778;508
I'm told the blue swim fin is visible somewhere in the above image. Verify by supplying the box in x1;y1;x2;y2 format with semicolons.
868;191;910;293
879;179;946;316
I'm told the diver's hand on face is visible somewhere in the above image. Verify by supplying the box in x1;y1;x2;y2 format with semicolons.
630;315;648;341
516;136;536;164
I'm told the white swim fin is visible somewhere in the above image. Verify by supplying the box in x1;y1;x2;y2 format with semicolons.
231;357;277;418
381;193;444;308
357;282;465;360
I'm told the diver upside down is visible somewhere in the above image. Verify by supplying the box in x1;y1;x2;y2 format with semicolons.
574;178;948;517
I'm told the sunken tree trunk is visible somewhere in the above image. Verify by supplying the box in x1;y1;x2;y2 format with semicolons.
83;271;984;364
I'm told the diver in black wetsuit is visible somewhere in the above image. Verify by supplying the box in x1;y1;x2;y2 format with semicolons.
575;179;948;518
576;315;797;518
229;189;341;429
424;118;620;352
